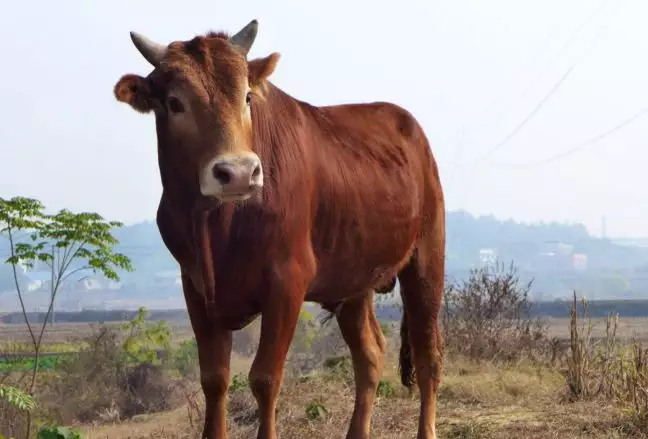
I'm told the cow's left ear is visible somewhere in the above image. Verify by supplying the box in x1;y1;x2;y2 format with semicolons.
114;74;154;113
248;53;281;87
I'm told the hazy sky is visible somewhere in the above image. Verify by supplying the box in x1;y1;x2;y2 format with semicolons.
1;0;647;237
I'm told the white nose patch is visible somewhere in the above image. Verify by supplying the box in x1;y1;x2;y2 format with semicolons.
199;152;263;201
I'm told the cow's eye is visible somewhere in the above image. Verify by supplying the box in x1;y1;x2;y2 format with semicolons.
167;97;185;114
245;92;252;105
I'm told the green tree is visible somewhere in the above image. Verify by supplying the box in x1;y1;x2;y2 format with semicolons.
0;196;133;438
120;307;171;365
0;385;36;412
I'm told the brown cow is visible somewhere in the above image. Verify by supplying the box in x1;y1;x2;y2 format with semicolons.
113;19;445;439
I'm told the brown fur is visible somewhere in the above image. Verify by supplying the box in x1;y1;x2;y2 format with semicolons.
114;24;445;439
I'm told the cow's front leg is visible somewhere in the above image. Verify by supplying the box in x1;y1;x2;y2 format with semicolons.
249;260;312;439
198;329;233;439
182;273;232;439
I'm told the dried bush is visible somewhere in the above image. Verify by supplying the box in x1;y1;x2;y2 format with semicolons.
441;261;550;362
286;311;347;376
0;396;28;439
232;324;259;358
41;323;182;425
0;343;31;438
616;342;648;433
565;292;620;400
565;292;648;433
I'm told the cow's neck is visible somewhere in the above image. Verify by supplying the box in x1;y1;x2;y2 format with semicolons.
249;82;311;205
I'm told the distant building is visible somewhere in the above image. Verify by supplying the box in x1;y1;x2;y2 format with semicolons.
536;241;575;271
555;242;574;256
479;249;497;267
537;252;559;271
572;253;588;271
23;271;52;292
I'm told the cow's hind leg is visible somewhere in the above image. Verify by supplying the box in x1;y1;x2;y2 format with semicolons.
397;211;445;439
335;291;386;439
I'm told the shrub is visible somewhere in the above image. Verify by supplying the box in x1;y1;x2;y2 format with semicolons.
229;373;248;393
0;385;35;439
286;309;346;376
42;319;181;424
0;385;36;412
376;380;396;398
441;261;550;362
305;400;328;421
37;426;82;439
172;338;198;379
565;292;648;433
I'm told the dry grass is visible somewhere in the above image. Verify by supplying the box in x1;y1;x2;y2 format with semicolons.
564;293;648;434
66;270;648;439
2;330;644;438
77;354;631;439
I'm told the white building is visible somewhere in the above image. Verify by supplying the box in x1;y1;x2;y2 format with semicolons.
479;248;497;267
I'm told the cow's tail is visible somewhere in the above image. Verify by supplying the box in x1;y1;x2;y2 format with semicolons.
398;291;416;389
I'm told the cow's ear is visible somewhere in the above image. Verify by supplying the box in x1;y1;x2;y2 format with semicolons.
248;53;280;87
114;74;154;113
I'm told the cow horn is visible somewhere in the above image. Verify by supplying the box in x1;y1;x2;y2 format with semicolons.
229;19;258;56
129;31;167;67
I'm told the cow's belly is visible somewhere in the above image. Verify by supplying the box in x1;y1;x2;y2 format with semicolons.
306;226;418;302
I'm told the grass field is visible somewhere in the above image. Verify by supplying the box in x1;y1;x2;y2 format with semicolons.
1;308;647;438
0;321;196;348
544;316;648;341
2;316;648;350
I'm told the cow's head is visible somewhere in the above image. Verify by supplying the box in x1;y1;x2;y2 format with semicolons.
114;20;280;202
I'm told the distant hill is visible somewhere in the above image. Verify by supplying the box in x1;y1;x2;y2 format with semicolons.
110;210;648;274
3;210;648;309
445;210;648;271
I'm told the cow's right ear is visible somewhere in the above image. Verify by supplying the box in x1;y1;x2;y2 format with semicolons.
114;74;154;113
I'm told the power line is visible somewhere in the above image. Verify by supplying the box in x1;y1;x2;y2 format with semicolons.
454;0;612;147
490;108;648;169
472;0;625;165
451;0;627;209
445;3;613;193
479;65;576;160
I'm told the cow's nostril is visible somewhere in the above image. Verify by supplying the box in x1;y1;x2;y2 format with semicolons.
252;164;261;178
212;165;232;185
